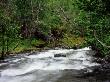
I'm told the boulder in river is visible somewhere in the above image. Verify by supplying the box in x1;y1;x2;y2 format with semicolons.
54;54;66;57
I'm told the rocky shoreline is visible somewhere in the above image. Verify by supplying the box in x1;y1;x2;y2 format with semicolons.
83;51;110;81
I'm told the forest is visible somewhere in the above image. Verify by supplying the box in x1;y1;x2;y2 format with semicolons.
0;0;110;59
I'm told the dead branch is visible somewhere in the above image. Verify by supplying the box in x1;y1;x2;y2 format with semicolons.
94;30;110;48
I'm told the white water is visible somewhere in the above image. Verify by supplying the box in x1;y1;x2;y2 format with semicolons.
0;47;99;82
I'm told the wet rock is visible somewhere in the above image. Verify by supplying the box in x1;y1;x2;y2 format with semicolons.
104;55;110;63
0;60;8;63
54;54;66;57
92;63;110;75
83;55;110;78
93;58;105;64
82;65;110;79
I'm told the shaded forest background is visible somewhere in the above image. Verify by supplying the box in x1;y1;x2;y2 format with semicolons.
0;0;110;59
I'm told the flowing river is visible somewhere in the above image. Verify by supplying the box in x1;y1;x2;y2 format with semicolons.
0;47;109;82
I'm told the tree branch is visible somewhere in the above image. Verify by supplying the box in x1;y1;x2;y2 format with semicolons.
94;30;110;48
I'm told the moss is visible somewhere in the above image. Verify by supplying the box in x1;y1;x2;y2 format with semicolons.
61;34;85;48
31;39;45;46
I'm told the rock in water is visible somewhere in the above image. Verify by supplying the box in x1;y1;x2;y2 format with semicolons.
54;54;66;57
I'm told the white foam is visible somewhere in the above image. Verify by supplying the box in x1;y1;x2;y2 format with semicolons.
0;47;99;77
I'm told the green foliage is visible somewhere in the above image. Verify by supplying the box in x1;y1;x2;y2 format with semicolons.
0;0;110;58
77;0;110;56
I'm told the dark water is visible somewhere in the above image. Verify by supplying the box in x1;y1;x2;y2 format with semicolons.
0;47;110;82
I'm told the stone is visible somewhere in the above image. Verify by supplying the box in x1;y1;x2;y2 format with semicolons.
54;54;66;57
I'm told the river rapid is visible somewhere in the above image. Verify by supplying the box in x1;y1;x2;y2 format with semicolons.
0;47;109;82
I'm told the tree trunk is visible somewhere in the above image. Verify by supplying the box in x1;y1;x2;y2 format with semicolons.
0;26;5;60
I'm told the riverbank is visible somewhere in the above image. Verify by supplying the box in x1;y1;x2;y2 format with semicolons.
83;52;110;81
0;35;86;58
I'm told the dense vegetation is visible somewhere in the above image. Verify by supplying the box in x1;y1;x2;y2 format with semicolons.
0;0;110;59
